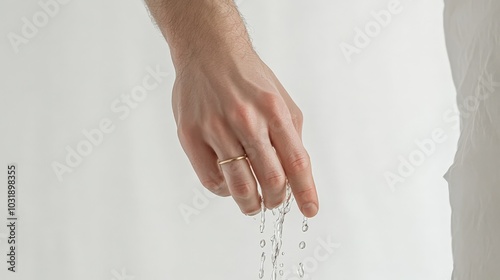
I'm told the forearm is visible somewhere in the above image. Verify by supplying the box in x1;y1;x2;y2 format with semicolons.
145;0;254;70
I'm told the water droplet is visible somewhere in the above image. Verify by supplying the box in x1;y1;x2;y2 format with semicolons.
271;270;277;280
279;270;284;276
260;239;266;248
260;201;266;233
299;241;306;249
280;263;284;267
297;263;305;278
281;252;285;256
258;252;266;279
301;216;309;232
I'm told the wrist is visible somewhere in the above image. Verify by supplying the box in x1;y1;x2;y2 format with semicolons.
171;39;256;76
149;0;254;73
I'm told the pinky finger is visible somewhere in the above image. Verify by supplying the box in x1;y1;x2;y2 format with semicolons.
179;135;230;197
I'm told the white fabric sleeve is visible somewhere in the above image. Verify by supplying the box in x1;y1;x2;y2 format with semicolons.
444;0;500;279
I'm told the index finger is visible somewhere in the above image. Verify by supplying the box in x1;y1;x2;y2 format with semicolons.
269;116;319;217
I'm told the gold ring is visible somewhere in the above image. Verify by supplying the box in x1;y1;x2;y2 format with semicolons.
218;154;248;165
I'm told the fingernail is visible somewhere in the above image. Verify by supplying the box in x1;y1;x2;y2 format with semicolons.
301;203;318;218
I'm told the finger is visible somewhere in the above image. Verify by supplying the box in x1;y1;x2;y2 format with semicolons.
218;150;262;215
270;116;318;218
177;126;230;197
269;73;304;136
210;135;261;215
242;139;287;209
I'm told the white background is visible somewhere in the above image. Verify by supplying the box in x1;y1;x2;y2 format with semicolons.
0;0;456;279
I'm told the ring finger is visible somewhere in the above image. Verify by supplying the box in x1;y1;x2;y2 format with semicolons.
212;139;261;215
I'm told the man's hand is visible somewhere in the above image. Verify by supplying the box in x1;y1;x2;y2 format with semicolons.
145;0;319;217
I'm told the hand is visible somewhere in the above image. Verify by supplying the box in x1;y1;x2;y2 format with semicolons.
144;0;319;217
172;52;319;217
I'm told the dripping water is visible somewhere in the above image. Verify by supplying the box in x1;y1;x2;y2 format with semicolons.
259;252;266;279
269;184;293;280
297;262;305;278
302;216;309;232
260;201;266;233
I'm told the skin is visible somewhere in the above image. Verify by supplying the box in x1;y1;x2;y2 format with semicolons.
145;0;319;217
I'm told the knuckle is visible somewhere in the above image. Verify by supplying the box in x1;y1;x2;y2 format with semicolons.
260;94;285;118
260;92;283;112
268;114;287;133
200;177;226;196
294;186;316;201
243;144;259;160
262;170;286;190
230;179;253;199
176;124;187;139
242;139;266;160
177;123;195;143
287;152;310;175
228;103;254;127
293;109;304;125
